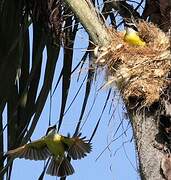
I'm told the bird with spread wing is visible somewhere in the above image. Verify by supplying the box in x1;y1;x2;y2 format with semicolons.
7;125;92;177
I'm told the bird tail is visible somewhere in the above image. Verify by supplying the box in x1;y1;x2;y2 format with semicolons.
47;157;74;177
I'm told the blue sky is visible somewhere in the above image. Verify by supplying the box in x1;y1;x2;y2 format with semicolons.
8;12;141;180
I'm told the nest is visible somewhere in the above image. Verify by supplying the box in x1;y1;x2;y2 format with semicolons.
95;21;171;107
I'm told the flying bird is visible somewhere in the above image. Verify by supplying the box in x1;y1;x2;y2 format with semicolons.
7;125;92;177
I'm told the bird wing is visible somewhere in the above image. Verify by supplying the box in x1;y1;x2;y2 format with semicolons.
7;138;51;160
61;134;92;160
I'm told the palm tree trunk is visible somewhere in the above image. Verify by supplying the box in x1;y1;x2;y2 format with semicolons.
131;110;165;180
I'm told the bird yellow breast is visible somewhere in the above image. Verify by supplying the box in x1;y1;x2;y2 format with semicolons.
53;134;61;141
124;33;146;46
45;134;65;157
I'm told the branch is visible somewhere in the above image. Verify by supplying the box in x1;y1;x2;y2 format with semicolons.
64;0;112;46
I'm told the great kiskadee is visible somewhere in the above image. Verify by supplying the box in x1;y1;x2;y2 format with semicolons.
7;125;92;177
124;22;146;46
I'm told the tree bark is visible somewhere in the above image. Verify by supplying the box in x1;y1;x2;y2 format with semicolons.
131;111;165;180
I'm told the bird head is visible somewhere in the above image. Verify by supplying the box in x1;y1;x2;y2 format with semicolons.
124;22;138;34
46;125;57;136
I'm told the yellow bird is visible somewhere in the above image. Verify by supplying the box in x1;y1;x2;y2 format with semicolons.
7;125;92;177
124;22;146;46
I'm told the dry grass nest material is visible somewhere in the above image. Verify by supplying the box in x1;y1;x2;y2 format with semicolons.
95;21;171;106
